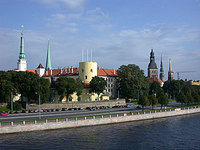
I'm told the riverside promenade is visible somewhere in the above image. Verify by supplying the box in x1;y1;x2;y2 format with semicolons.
1;106;200;134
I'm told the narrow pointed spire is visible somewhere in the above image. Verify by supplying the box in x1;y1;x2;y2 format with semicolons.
19;25;25;60
160;55;164;81
168;59;173;81
169;59;172;72
45;40;52;70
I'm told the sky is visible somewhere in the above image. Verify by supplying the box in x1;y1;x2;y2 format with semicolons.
0;0;200;81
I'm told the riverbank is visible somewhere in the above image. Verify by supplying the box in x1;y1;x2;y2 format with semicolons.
0;106;200;134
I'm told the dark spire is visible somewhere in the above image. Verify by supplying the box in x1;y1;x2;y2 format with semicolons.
160;55;164;81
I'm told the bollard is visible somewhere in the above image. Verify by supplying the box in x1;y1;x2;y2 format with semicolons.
65;118;68;122
23;121;25;125
11;122;14;126
34;120;37;124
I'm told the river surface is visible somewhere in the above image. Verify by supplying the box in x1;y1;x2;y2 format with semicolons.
0;113;200;150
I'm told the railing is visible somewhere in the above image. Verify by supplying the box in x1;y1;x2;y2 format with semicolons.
0;106;199;127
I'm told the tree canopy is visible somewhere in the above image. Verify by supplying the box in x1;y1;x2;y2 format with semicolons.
90;76;107;97
117;64;149;100
55;77;83;101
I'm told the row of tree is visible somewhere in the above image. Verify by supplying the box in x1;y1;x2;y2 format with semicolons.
117;64;200;109
0;64;199;108
0;71;50;104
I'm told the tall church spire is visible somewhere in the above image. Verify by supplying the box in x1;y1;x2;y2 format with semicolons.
168;59;173;81
19;25;25;60
45;40;52;70
159;55;164;81
148;49;158;79
17;25;27;71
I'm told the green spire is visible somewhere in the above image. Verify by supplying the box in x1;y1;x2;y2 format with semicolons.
45;40;52;70
19;25;25;60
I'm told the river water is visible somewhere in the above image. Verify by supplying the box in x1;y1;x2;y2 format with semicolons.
0;113;200;150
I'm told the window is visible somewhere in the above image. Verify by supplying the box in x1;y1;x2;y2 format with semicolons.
89;97;92;101
82;69;84;72
69;97;72;101
108;89;111;92
85;75;87;79
90;69;93;72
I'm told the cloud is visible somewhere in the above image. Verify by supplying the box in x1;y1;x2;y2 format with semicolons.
37;0;86;9
46;13;81;32
0;23;199;80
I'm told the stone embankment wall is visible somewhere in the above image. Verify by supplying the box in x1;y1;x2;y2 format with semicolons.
1;107;200;134
26;99;126;110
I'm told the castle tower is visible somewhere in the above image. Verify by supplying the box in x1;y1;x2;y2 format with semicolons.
148;49;158;79
159;55;164;81
36;64;45;77
17;25;27;71
168;59;173;81
45;40;52;70
79;62;97;83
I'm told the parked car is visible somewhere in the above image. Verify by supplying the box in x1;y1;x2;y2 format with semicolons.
136;106;142;109
62;108;68;111
90;107;96;111
126;104;133;108
0;112;9;116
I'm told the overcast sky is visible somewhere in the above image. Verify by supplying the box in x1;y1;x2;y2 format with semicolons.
0;0;199;81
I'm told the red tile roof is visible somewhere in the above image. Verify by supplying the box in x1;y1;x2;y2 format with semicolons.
42;68;78;77
147;77;163;83
97;68;118;77
27;67;118;77
26;69;36;74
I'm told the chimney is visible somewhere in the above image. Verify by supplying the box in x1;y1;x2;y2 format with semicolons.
113;70;115;75
50;70;52;76
68;66;70;74
64;67;67;74
71;66;73;74
46;70;48;76
60;68;63;74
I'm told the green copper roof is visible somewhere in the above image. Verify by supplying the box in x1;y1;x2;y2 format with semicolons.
45;41;52;70
19;29;25;60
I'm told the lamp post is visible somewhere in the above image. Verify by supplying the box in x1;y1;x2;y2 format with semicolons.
36;92;41;119
39;94;41;119
11;91;13;112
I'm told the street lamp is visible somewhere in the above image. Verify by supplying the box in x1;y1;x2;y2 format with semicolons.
35;92;41;119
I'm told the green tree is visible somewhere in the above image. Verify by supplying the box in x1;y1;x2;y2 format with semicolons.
149;81;162;96
158;90;168;109
90;76;106;99
138;95;149;111
176;92;187;105
186;92;194;104
117;64;149;100
55;77;81;101
149;94;158;110
75;78;84;97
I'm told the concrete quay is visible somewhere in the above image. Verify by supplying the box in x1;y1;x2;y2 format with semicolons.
0;107;200;134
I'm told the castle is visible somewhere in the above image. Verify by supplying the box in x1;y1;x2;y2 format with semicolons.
16;27;173;102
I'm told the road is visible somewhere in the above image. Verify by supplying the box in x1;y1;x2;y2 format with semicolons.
0;102;181;122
